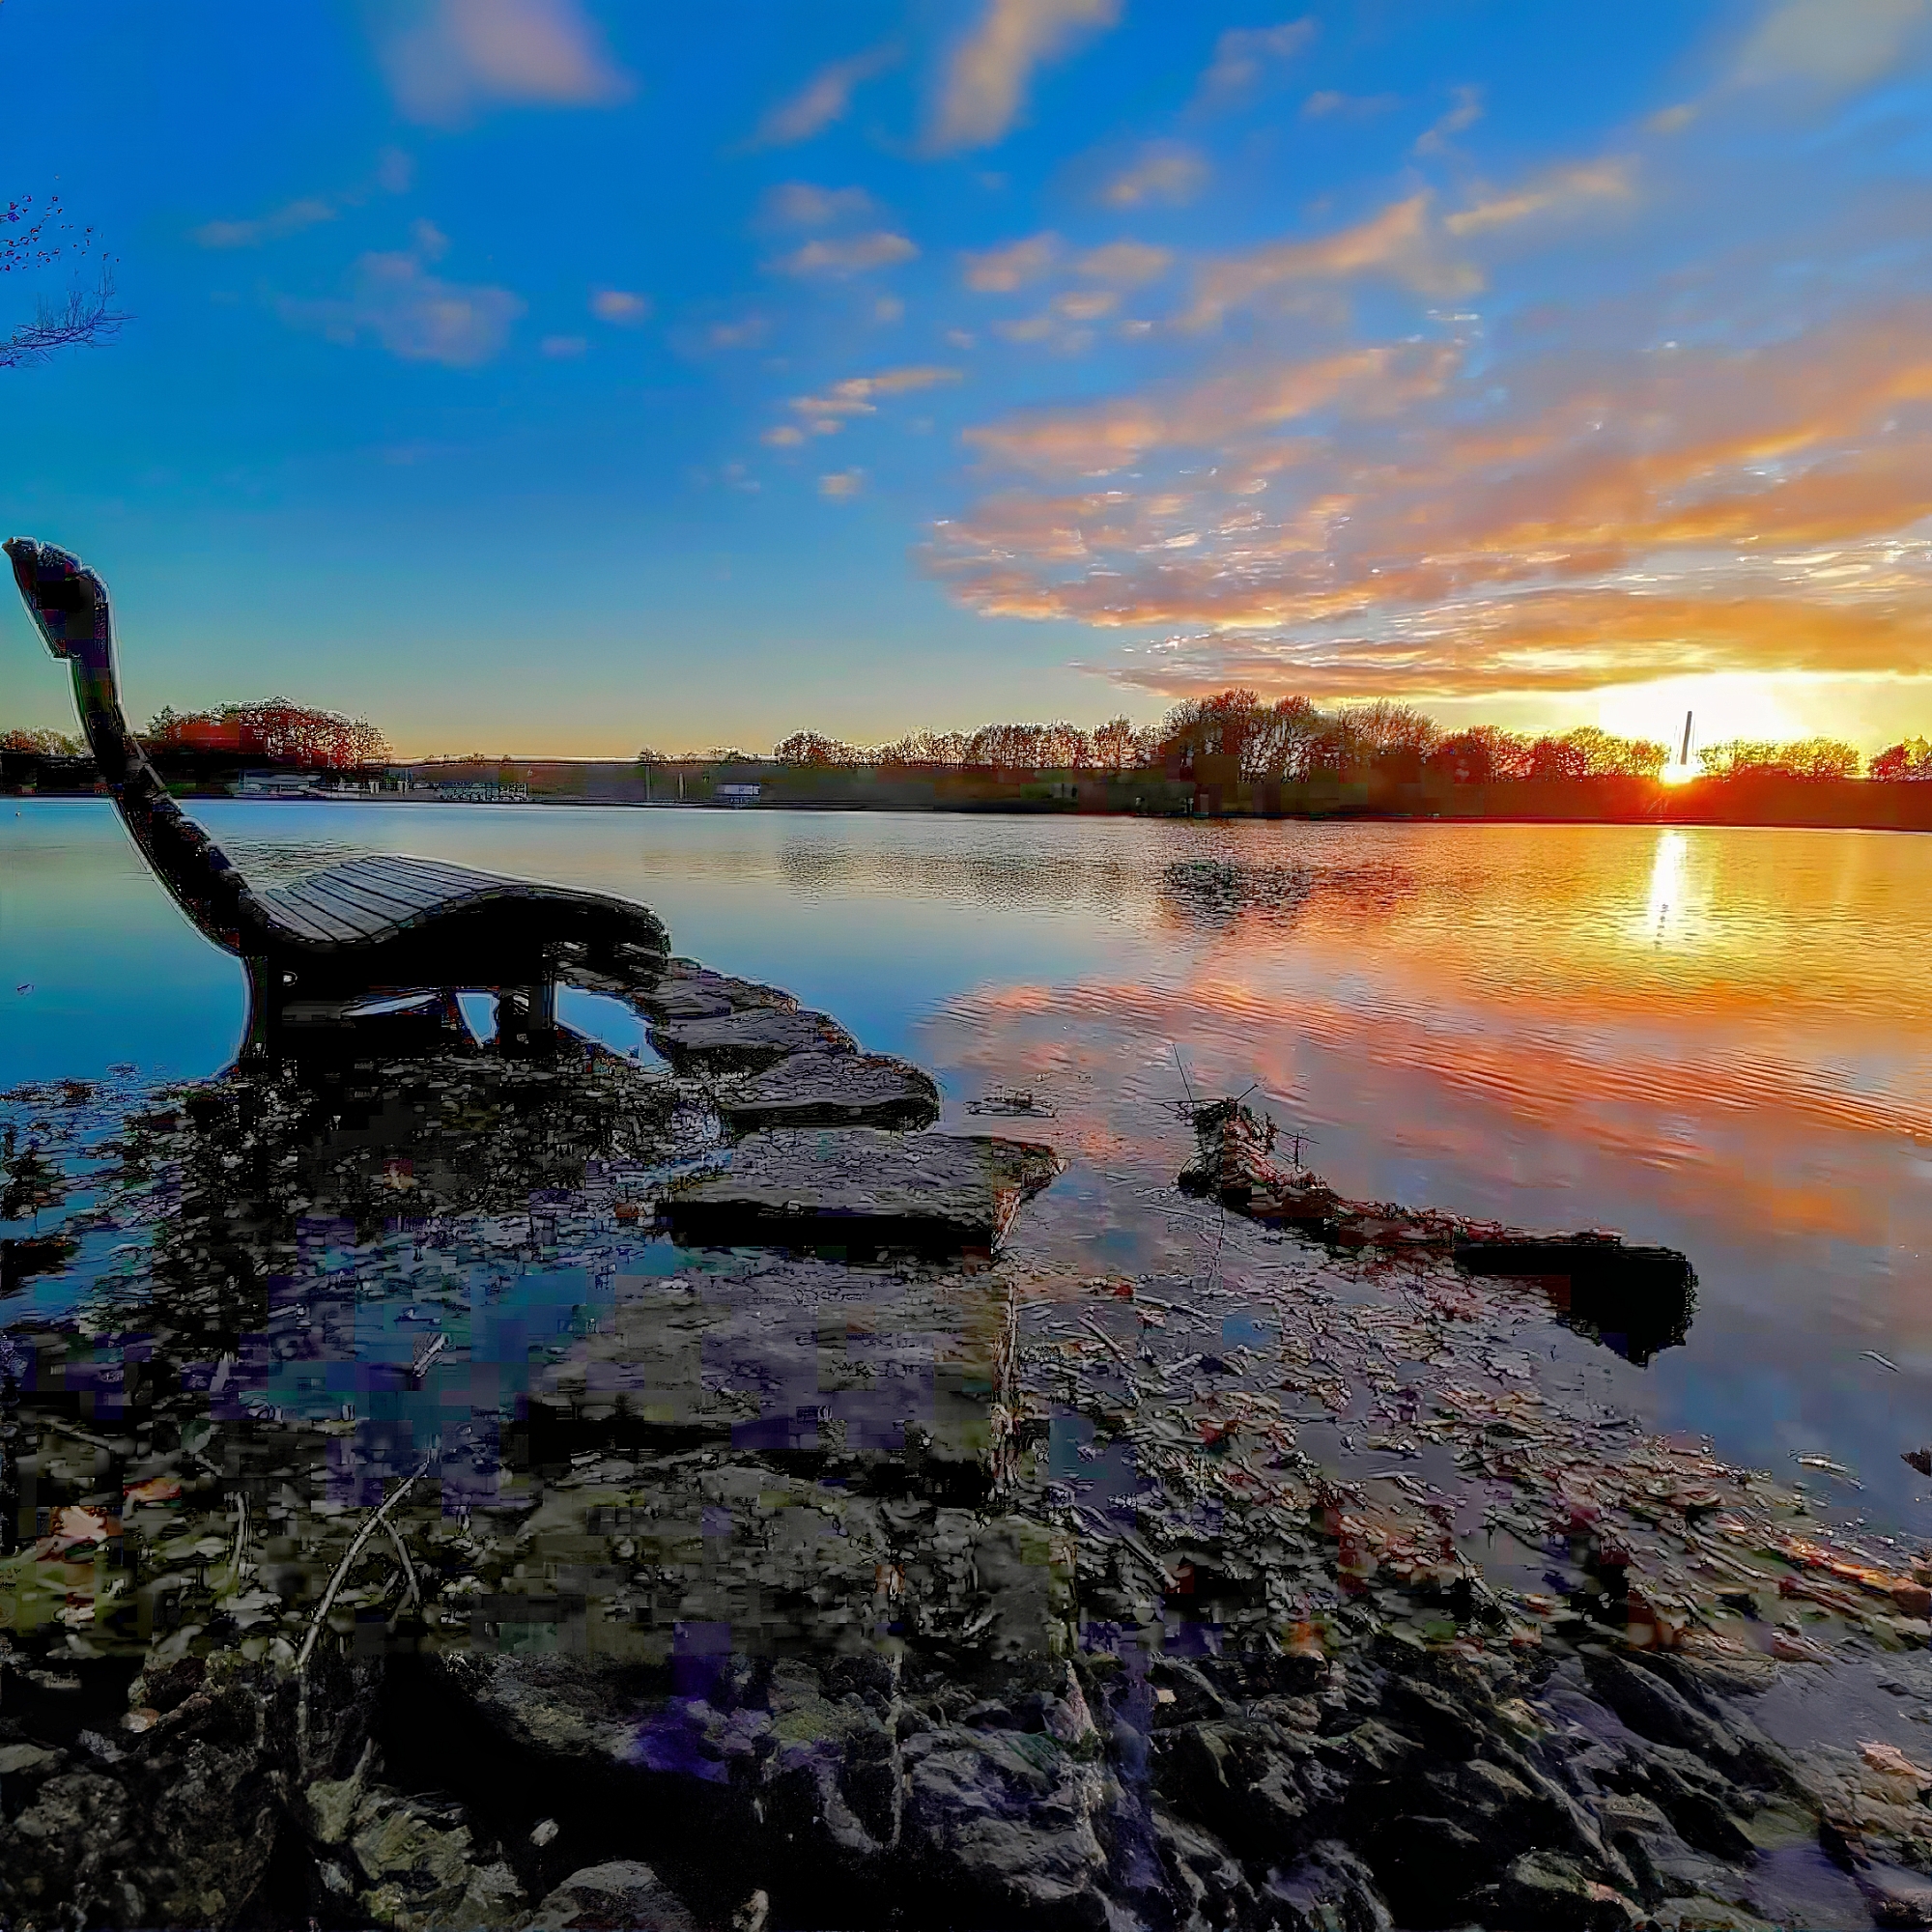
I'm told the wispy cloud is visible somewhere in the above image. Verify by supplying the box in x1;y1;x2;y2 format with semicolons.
540;334;587;357
786;365;963;435
960;231;1061;292
280;242;526;366
819;469;866;498
589;288;651;324
1098;142;1208;208
375;0;631;124
1413;84;1484;156
962;346;1424;474
1443;159;1635;237
192;151;413;248
761;182;880;228
196;197;338;250
769;231;919;277
1077;242;1173;286
755;43;897;146
930;0;1122;153
1195;17;1317;106
1184;194;1472;327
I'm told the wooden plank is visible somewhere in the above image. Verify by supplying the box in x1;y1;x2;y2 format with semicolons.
255;892;351;947
295;874;415;938
277;880;386;942
356;855;512;899
302;866;433;922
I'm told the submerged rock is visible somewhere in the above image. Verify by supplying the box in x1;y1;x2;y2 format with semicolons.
662;1128;1064;1250
715;1050;940;1132
530;1861;701;1931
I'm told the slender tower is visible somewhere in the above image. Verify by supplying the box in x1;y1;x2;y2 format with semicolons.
1679;710;1694;767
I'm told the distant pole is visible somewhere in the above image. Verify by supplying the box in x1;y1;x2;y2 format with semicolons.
1679;710;1693;766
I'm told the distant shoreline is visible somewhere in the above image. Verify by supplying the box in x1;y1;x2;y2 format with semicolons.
8;759;1932;836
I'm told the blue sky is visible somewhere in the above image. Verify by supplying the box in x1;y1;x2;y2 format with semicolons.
4;0;1932;756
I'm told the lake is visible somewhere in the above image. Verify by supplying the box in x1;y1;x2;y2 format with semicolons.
4;799;1930;1533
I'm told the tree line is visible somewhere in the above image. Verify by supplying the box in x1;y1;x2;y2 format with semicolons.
763;692;1921;784
3;699;390;771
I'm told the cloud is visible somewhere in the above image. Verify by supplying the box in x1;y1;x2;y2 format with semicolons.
1413;84;1484;156
963;346;1427;474
786;365;963;434
762;182;879;227
930;298;1932;701
541;333;587;357
280;247;526;366
960;231;1061;292
1444;159;1635;237
590;287;651;324
930;0;1122;153
194;196;337;249
763;424;807;447
1184;194;1472;326
819;469;866;498
192;151;414;249
1729;0;1929;94
1099;142;1208;208
376;0;632;123
1076;241;1175;286
1301;90;1400;118
1195;17;1317;105
769;231;918;277
707;316;770;349
755;43;896;145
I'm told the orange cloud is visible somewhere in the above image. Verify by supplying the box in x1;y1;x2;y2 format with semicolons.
376;0;631;123
961;345;1438;474
930;0;1122;152
961;232;1062;292
1183;194;1475;326
1098;143;1208;208
769;231;918;277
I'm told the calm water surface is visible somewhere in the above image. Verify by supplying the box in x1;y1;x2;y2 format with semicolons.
4;799;1928;1527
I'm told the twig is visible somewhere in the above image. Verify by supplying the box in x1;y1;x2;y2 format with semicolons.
382;1518;421;1629
223;1490;249;1589
295;1458;429;1671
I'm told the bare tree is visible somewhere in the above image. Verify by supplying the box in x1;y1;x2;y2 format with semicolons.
0;269;124;369
2;190;125;369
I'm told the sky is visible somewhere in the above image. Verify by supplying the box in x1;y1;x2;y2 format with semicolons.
4;0;1932;759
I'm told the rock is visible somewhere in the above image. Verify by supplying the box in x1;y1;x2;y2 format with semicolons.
524;1251;1017;1498
662;1128;1063;1250
348;1786;527;1930
901;1722;1113;1924
529;1860;701;1930
649;1007;855;1073
1477;1848;1647;1931
1263;1839;1395;1932
635;960;798;1020
716;1051;939;1132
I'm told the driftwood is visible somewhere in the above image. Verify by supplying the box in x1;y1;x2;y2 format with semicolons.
1180;1097;1695;1363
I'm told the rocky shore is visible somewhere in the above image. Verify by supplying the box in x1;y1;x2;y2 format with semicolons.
1;943;1929;1929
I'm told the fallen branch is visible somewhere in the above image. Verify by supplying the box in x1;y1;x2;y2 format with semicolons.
295;1458;429;1671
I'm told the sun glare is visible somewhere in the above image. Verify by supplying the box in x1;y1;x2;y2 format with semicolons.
1593;673;1809;766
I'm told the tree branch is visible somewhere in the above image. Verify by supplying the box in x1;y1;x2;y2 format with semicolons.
0;268;127;371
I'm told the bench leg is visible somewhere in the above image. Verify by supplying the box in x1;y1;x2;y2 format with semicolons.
497;980;558;1055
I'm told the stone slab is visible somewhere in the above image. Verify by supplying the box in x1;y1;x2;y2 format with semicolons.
649;1007;857;1073
716;1051;940;1133
660;1128;1063;1251
523;1248;1016;1500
